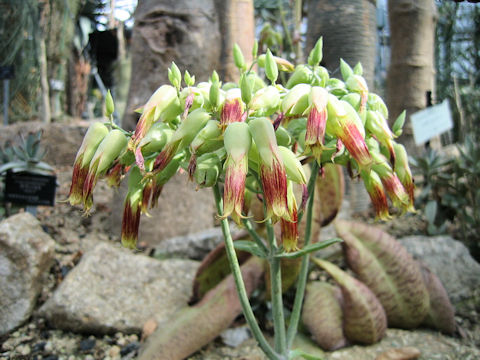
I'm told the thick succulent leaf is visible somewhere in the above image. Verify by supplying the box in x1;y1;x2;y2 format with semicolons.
191;241;251;302
420;263;456;334
335;219;429;328
315;163;344;227
312;258;387;345
138;257;265;360
301;281;347;351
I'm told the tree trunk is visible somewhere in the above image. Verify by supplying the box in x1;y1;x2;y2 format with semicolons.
214;0;255;82
306;0;377;88
387;0;437;155
307;0;377;214
122;0;221;131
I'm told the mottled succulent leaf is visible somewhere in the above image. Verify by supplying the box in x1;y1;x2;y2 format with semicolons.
420;263;456;334
315;163;344;227
301;281;348;351
191;241;251;302
138;257;265;360
312;258;387;345
335;219;430;328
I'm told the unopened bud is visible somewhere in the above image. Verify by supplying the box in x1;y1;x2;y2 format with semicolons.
340;59;354;81
308;37;323;67
265;49;279;84
281;83;311;116
286;65;313;89
168;62;182;89
233;43;246;71
105;89;114;117
248;85;280;116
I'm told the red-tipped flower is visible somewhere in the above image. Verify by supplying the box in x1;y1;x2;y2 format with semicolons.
326;95;372;171
82;129;128;213
360;170;391;220
371;151;413;214
281;181;299;252
121;167;144;249
305;86;328;161
220;89;244;130
68;122;109;206
249;117;290;222
393;142;415;206
222;122;251;224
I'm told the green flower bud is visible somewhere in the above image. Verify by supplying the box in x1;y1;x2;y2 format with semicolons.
353;62;363;76
308;37;323;66
340;59;354;81
313;66;329;87
139;122;174;155
257;54;294;72
190;119;223;155
240;73;253;105
367;93;388;119
392;110;406;137
286;64;313;89
168;62;182;89
211;70;220;84
194;152;222;188
265;49;278;84
233;43;246;71
327;78;348;96
342;93;362;111
248;85;280;116
281;83;311;116
105;89;114;117
184;70;195;87
275;126;292;147
252;39;258;59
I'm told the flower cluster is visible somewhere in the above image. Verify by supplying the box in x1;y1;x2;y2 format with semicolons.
68;38;414;250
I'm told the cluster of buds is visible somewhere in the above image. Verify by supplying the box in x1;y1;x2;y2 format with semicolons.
68;37;414;250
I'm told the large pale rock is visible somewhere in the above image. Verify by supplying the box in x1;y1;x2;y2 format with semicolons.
0;121;90;166
38;241;199;334
399;235;480;313
0;212;56;335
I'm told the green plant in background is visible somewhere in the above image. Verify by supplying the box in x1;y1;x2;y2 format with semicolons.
411;137;480;260
0;130;55;218
68;38;418;359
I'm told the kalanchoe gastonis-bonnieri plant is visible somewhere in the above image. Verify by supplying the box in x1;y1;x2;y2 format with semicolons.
68;38;415;360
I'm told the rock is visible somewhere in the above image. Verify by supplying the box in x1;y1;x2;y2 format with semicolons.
399;235;480;313
38;241;199;334
0;213;56;336
110;172;217;248
326;329;479;360
0;121;92;166
375;347;421;360
154;227;229;260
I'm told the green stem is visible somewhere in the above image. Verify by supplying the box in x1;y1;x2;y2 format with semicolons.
286;161;319;349
213;185;278;360
242;219;269;255
266;220;287;355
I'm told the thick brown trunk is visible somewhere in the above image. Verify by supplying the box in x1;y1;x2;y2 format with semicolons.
306;0;377;88
122;0;221;131
387;0;437;154
214;0;255;82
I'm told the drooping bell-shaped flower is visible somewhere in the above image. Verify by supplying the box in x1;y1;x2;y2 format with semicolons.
345;74;368;111
82;129;128;213
121;167;144;249
129;85;181;149
150;153;183;209
393;142;414;206
281;83;311;117
249;117;290;222
360;170;391;220
152;108;210;173
278;146;306;184
220;88;244;130
371;151;413;214
68;122;109;206
222;122;251;224
281;181;299;252
326;94;372;172
365;110;396;165
305;86;328;161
